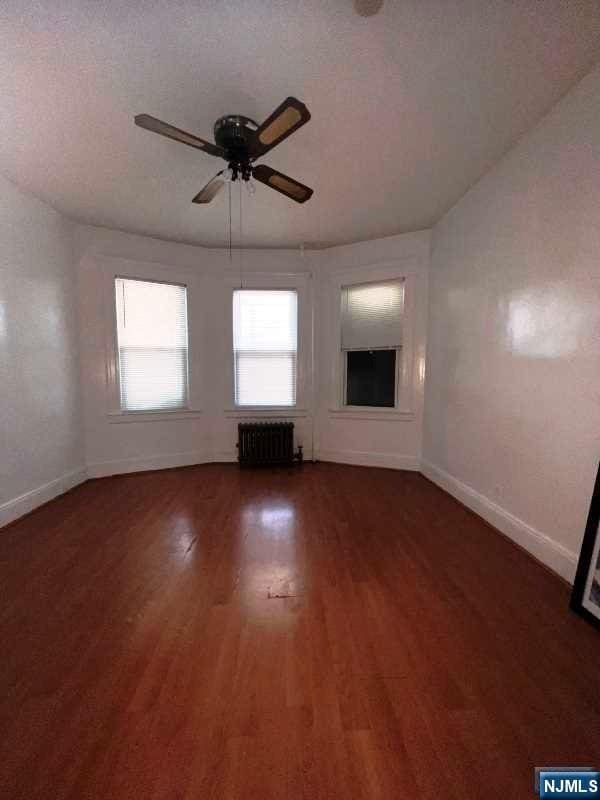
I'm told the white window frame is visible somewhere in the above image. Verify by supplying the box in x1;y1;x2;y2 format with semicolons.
222;271;311;417
101;256;204;422
328;262;417;420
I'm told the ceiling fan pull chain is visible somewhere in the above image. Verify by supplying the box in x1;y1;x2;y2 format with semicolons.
239;179;243;289
228;180;232;264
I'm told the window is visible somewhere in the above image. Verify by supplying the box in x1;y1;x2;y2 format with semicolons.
115;277;189;411
233;289;297;407
346;350;396;407
341;279;404;408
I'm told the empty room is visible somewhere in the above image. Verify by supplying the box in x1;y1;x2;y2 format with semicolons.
2;2;600;798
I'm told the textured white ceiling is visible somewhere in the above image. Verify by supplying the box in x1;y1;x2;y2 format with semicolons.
1;1;600;248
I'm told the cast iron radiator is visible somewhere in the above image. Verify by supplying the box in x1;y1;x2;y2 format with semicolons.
237;422;302;467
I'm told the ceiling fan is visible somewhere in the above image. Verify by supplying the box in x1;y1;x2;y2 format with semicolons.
134;97;313;205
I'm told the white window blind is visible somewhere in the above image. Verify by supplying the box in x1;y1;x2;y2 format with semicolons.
115;278;189;411
341;279;404;350
233;289;297;407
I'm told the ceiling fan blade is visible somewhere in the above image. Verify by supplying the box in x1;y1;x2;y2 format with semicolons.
252;164;313;203
192;171;226;204
134;114;226;158
251;97;311;157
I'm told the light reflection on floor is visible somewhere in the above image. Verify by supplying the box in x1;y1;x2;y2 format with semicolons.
242;501;297;538
238;497;303;624
170;512;198;562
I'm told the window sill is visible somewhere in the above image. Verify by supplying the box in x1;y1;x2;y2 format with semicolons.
328;407;414;421
107;409;203;424
224;407;309;418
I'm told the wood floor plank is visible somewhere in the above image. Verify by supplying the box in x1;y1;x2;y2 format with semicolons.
1;462;599;799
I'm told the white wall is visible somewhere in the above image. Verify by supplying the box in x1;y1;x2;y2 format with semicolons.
75;225;319;477
0;175;85;526
316;231;430;470
423;64;600;582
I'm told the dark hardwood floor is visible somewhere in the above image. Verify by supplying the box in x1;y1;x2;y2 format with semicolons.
1;463;599;799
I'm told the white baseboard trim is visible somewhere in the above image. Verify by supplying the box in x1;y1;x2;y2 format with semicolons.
0;467;88;529
316;449;420;471
420;459;578;583
86;450;211;479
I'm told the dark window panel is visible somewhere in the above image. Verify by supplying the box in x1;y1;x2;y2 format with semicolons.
346;349;396;408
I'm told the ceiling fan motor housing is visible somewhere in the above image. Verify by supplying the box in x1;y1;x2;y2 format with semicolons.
214;115;258;178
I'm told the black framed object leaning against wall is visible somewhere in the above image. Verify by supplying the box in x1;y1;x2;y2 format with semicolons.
570;461;600;631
